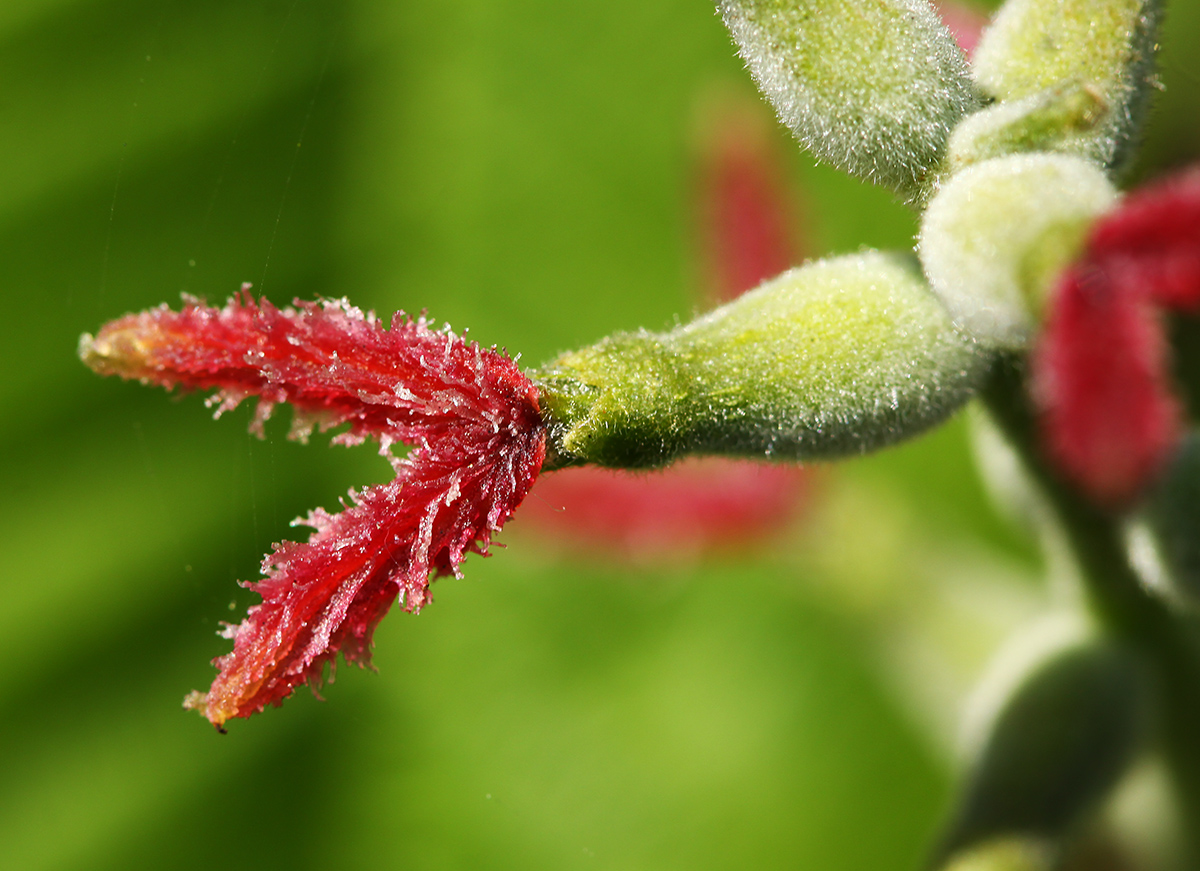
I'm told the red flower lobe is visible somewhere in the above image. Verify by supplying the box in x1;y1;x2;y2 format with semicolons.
83;291;544;727
1033;166;1200;507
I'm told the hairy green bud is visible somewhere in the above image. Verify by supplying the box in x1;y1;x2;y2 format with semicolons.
971;0;1163;172
717;0;981;200
534;251;988;470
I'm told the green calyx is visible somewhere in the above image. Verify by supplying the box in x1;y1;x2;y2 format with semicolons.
533;251;990;470
534;334;689;470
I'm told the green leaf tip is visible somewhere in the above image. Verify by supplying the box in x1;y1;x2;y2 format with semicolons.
718;0;982;199
972;0;1163;172
920;153;1118;349
534;251;990;470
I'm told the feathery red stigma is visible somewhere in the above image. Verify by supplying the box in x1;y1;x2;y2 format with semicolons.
82;290;545;727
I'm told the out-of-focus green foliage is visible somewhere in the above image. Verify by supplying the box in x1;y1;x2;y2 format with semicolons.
0;1;1196;869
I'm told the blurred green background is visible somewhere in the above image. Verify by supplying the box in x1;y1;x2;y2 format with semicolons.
2;1;1197;869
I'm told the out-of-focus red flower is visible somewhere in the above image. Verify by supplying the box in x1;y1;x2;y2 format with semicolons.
934;1;988;57
523;459;809;563
699;105;800;305
1088;168;1200;312
525;100;810;562
1033;167;1200;507
82;291;544;728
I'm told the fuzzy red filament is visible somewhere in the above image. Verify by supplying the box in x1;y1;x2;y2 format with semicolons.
81;290;545;728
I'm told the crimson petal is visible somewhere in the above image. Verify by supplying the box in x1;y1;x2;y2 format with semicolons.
188;414;544;727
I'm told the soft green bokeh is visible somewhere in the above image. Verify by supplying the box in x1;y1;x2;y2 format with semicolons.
0;1;1195;869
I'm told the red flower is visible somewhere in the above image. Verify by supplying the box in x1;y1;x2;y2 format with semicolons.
1033;166;1200;507
698;104;800;305
81;290;545;728
523;460;809;563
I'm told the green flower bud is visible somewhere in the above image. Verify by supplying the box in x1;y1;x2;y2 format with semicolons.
935;641;1150;865
971;0;1163;172
718;0;981;200
534;251;989;470
919;153;1118;348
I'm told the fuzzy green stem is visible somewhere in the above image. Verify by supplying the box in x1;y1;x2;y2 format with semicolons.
981;357;1200;861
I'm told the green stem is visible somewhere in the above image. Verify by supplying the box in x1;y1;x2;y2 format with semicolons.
980;357;1200;861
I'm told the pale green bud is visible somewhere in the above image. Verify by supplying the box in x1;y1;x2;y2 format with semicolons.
717;0;981;200
971;0;1163;172
919;154;1118;349
534;251;989;470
